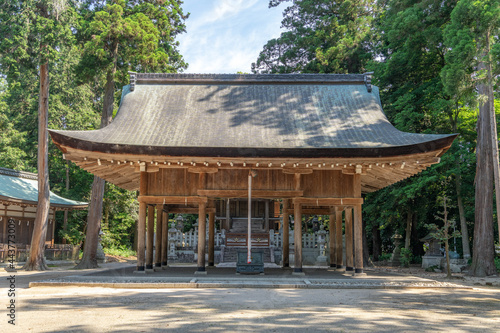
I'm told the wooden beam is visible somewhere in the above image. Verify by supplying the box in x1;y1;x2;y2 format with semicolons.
167;207;216;214
285;208;333;215
138;196;208;205
282;168;313;175
293;197;363;206
197;190;303;199
188;167;218;174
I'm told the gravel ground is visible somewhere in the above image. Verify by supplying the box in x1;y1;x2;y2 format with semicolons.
2;261;499;332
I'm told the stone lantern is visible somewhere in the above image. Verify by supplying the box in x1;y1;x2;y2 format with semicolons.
168;222;178;260
316;224;328;266
175;214;184;231
391;233;403;267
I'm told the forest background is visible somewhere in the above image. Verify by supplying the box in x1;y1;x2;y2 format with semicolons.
0;0;499;274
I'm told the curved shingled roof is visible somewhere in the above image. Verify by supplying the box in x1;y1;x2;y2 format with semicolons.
49;73;456;158
0;167;88;209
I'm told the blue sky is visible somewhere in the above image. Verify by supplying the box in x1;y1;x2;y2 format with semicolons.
177;0;285;74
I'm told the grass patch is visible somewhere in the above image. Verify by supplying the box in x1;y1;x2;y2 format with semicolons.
495;257;500;273
104;247;136;258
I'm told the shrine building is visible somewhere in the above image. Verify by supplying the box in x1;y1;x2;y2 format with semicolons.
0;167;88;246
49;73;456;274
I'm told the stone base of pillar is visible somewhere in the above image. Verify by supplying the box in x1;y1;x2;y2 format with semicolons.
208;262;214;266
146;264;153;270
194;270;207;275
330;263;337;268
346;266;354;271
355;268;363;274
354;272;367;277
155;263;161;267
134;266;145;274
336;265;345;272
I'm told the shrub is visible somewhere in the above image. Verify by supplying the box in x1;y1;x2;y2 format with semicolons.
377;253;392;262
104;246;136;258
400;248;413;267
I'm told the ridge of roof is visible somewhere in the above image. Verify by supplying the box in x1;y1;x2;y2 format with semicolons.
0;167;38;180
128;72;373;92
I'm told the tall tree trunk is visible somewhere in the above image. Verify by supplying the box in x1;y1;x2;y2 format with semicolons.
24;61;50;271
488;31;500;246
75;65;116;269
443;197;452;279
405;208;412;250
372;224;381;261
471;32;496;276
455;169;471;259
62;161;69;244
451;104;471;259
362;219;371;267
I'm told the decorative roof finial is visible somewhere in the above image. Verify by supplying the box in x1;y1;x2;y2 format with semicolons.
364;72;374;93
128;71;137;91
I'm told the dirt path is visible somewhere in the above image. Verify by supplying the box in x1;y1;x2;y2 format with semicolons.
2;263;499;332
3;285;499;332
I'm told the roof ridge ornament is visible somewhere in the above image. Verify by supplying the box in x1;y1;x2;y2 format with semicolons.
129;71;137;91
364;72;373;93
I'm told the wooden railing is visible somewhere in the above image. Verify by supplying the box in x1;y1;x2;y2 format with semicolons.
226;233;270;247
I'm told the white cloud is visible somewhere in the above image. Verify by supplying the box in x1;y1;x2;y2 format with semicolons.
177;0;285;74
193;0;259;28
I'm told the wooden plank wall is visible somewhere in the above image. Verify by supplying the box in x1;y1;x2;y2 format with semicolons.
147;168;353;198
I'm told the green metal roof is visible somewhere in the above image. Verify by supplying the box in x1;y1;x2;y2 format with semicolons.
0;168;88;209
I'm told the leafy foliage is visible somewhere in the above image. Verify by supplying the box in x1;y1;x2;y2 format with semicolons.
252;0;378;74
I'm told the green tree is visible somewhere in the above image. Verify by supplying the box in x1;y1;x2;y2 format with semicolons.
75;0;188;269
252;0;377;74
0;0;80;270
441;0;500;276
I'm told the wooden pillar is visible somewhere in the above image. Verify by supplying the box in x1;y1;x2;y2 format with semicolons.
226;198;230;230
146;205;155;270
282;199;290;268
345;207;354;272
154;205;162;268
197;201;207;271
51;209;56;245
208;208;215;266
335;208;344;270
353;174;363;274
293;201;302;273
354;204;363;273
329;208;336;268
2;213;7;243
137;171;148;271
265;200;270;231
161;206;168;267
